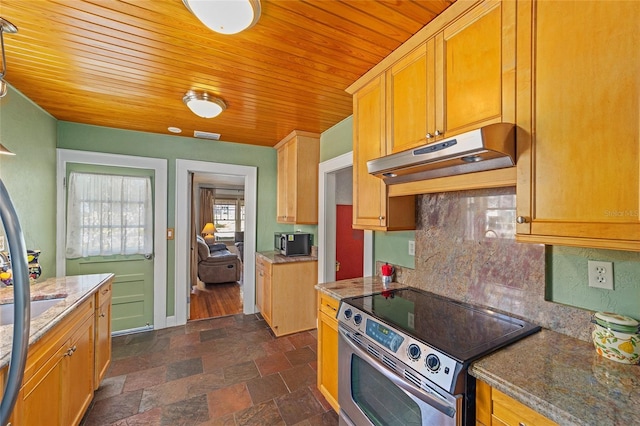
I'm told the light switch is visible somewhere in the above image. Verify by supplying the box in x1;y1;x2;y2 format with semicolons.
167;228;174;240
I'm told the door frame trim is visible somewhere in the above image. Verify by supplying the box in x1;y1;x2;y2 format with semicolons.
56;149;169;330
175;159;257;326
318;151;373;284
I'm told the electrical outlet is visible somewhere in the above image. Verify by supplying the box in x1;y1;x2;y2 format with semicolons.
0;236;4;251
408;240;415;256
588;260;614;290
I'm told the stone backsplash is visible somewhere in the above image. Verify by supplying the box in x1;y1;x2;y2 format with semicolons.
377;187;594;342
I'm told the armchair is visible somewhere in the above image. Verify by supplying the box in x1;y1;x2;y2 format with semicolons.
196;236;241;284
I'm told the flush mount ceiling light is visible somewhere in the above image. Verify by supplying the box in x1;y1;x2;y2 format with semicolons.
0;17;18;98
183;91;227;118
183;0;261;35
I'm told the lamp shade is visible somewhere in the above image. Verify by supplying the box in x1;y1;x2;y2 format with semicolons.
183;0;261;35
183;91;227;118
202;222;217;235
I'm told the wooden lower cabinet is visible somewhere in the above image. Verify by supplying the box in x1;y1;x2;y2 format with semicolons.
476;380;557;426
95;281;112;387
255;256;317;337
7;279;113;425
14;297;95;426
317;292;339;412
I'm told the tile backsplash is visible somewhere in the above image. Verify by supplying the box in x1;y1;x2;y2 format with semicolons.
391;187;594;342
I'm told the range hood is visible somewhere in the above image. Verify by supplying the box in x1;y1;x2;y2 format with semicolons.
367;123;516;185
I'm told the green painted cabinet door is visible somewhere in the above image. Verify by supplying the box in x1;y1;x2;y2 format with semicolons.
65;163;154;332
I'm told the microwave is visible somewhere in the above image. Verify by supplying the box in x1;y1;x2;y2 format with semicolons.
275;232;312;256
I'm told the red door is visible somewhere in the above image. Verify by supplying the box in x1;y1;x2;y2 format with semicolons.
336;204;364;280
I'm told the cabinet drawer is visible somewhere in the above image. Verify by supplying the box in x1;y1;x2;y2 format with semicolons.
492;388;557;426
97;281;112;307
319;294;339;319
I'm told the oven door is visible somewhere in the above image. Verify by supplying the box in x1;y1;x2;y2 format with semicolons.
338;326;461;426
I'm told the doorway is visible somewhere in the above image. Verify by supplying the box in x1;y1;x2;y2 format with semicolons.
190;172;245;320
318;152;373;284
175;159;257;327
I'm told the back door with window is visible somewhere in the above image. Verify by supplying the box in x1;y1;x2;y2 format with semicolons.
65;163;155;332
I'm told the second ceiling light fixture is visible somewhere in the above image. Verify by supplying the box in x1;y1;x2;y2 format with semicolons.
182;1;261;119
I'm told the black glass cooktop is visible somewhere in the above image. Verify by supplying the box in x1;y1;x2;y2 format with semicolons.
343;287;540;362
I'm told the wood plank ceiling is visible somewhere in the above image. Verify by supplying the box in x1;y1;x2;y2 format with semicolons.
0;0;454;147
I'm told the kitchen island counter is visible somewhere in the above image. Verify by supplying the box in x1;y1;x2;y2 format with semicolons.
471;328;640;426
0;273;114;369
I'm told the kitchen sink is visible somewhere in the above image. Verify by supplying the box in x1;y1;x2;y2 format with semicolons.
0;298;65;326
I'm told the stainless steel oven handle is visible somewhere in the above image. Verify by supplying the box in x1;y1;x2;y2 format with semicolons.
339;327;456;418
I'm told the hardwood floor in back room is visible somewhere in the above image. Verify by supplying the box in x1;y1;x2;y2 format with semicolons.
190;281;243;320
80;314;339;425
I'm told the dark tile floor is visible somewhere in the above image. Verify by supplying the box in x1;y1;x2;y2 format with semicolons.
81;314;339;426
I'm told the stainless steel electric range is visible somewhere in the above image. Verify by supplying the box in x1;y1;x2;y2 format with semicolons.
337;287;540;426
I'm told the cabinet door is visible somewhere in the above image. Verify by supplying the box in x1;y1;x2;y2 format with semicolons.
516;0;640;250
95;284;112;388
262;263;272;326
20;344;66;425
317;293;339;412
256;257;272;325
387;43;431;153
276;143;290;222
353;75;387;229
63;314;95;426
440;0;514;137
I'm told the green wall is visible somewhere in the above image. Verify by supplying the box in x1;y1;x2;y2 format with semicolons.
56;121;277;316
0;86;57;281
320;116;353;162
547;245;640;318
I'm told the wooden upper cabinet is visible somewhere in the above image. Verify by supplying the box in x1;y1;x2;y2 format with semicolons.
386;0;515;154
352;75;416;231
387;42;432;154
441;0;513;136
275;130;320;224
516;0;640;251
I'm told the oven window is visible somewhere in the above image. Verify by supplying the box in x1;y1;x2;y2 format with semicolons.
351;354;421;426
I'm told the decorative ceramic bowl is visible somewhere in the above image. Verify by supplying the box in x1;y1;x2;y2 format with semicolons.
592;324;640;364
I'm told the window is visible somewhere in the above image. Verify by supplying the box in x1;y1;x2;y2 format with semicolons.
65;172;153;258
213;197;244;240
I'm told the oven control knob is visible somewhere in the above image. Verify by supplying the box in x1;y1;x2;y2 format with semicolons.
344;309;352;320
353;314;363;325
407;344;421;361
425;354;440;372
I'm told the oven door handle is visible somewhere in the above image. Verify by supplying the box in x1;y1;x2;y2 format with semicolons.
339;327;456;418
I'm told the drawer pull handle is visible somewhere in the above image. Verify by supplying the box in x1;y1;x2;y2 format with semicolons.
100;313;106;318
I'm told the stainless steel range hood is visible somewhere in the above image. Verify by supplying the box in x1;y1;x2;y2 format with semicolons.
367;123;516;185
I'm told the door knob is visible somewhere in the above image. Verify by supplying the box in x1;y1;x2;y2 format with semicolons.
516;216;529;224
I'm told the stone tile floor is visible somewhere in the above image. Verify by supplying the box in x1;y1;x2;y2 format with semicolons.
81;314;339;425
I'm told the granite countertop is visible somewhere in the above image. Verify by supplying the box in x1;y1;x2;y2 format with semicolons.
257;250;317;264
317;277;640;426
0;273;114;369
315;276;405;300
471;329;640;426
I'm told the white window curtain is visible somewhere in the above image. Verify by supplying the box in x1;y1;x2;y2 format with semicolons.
66;172;153;258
